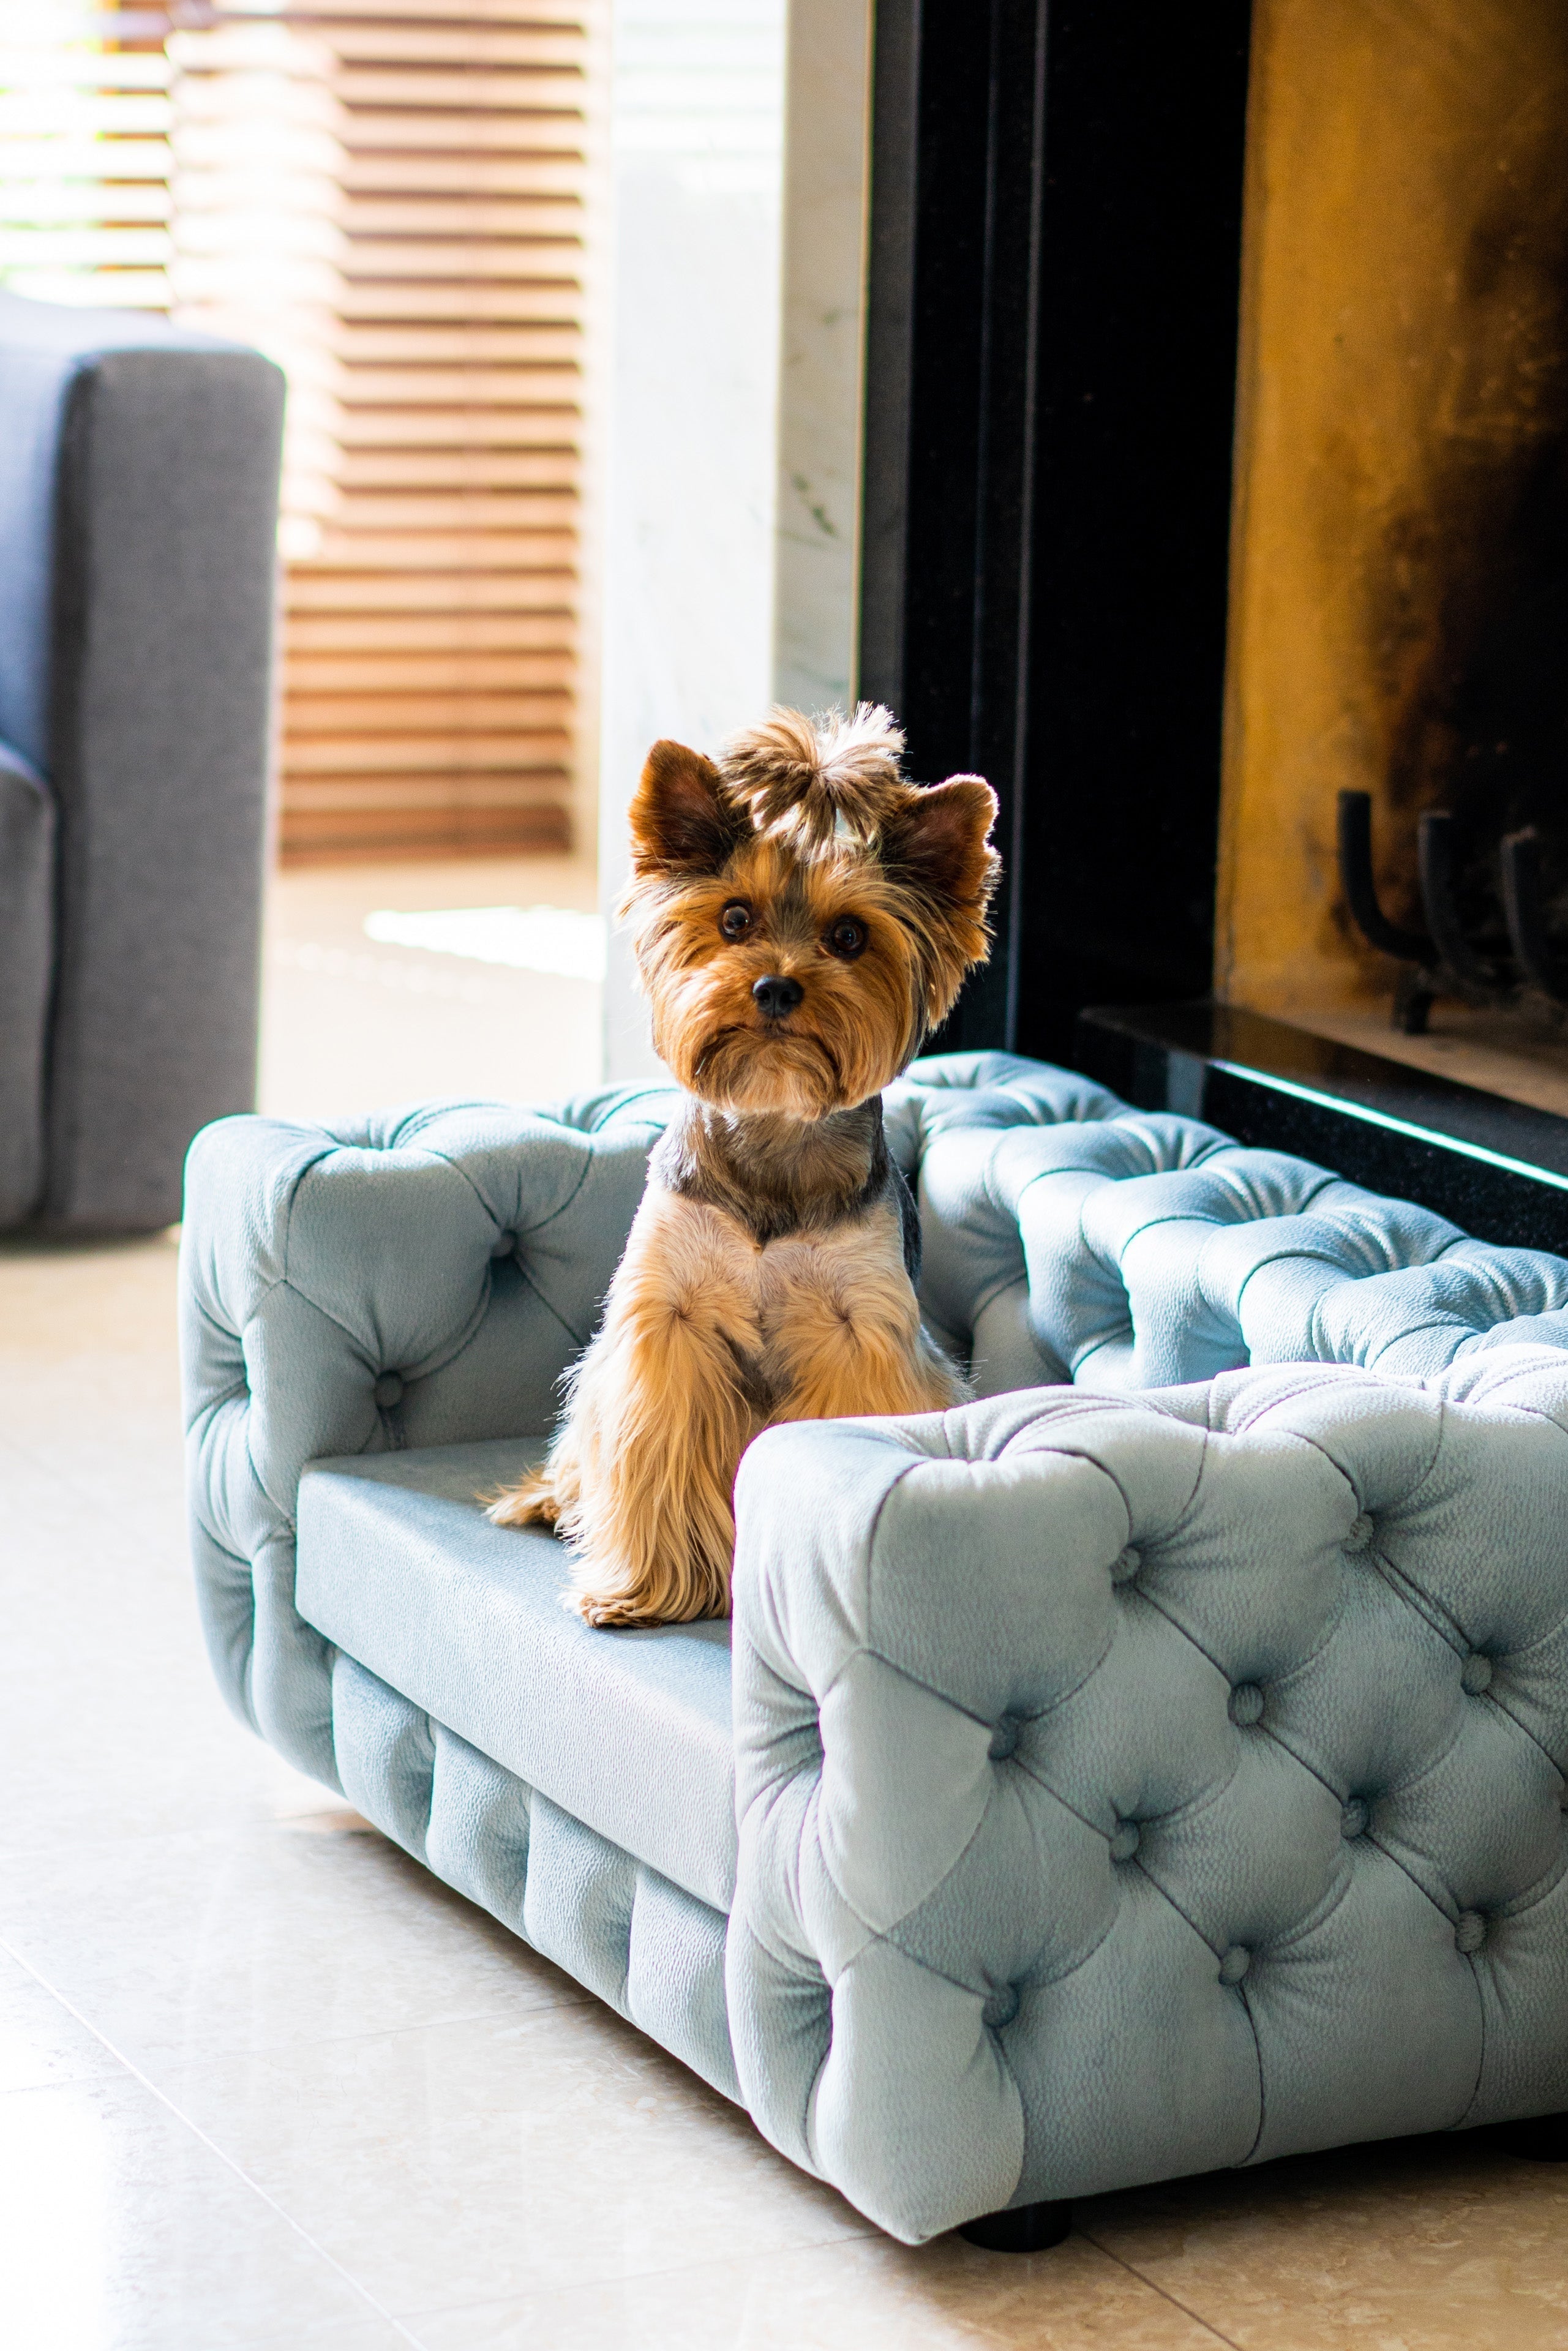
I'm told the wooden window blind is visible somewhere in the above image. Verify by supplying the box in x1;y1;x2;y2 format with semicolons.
275;1;598;861
4;1;600;864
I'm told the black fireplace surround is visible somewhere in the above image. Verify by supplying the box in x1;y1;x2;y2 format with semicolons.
859;0;1568;1235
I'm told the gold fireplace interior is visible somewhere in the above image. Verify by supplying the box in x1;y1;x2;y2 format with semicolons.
1215;0;1568;1116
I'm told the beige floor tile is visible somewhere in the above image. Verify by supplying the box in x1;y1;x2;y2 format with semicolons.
252;2329;412;2351
0;1820;579;2071
0;1815;583;2078
0;1389;184;1520
410;2229;1226;2351
0;1950;122;2094
161;2001;869;2317
0;1442;331;1857
260;854;602;1123
0;1231;186;1557
0;1226;182;1364
1081;2132;1568;2350
0;2069;394;2350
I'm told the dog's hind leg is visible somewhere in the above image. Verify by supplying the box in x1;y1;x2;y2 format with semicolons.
552;1192;763;1627
487;1448;576;1531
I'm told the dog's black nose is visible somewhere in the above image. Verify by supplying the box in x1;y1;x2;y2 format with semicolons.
752;973;804;1020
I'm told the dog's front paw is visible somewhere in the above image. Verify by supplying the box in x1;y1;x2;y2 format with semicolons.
569;1560;729;1629
574;1588;662;1629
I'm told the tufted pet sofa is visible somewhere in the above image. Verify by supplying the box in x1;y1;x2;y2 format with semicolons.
181;1052;1568;2243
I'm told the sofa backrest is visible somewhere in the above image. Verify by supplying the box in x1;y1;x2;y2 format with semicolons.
181;1050;1568;1780
0;290;249;771
184;1049;1568;1537
896;1053;1568;1391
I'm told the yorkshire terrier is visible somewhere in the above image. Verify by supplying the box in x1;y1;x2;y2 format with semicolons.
489;704;999;1626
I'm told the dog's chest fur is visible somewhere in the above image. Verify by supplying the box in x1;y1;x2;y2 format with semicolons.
632;1096;923;1415
651;1093;917;1264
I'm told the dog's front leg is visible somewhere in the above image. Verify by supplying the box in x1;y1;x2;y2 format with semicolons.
764;1208;968;1424
495;1193;763;1627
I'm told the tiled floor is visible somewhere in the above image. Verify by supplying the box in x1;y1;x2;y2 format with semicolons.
257;855;604;1120
3;860;1567;2347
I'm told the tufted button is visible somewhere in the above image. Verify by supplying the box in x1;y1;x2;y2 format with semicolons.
981;1984;1020;2030
1218;1944;1251;1986
1455;1911;1488;1955
1109;1545;1141;1586
372;1372;405;1409
1343;1512;1375;1553
1108;1819;1141;1863
1460;1652;1493;1696
490;1233;514;1260
1340;1798;1370;1840
988;1715;1020;1762
1228;1682;1265;1728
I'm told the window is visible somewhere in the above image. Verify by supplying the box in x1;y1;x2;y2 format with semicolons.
1;0;603;861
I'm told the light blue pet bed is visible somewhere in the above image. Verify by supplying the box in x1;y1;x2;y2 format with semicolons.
181;1052;1568;2242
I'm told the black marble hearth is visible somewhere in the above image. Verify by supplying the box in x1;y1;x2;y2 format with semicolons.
1075;1002;1568;1255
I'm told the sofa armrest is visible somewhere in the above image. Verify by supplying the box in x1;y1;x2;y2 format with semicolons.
0;290;286;1231
0;740;54;1222
728;1359;1568;2241
179;1085;677;1779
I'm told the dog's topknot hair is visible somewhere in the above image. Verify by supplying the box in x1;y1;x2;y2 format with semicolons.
720;703;905;850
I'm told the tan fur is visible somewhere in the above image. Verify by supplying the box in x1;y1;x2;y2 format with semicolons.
759;1212;963;1424
492;1191;765;1624
492;1188;964;1625
490;705;998;1626
721;703;906;847
622;821;996;1116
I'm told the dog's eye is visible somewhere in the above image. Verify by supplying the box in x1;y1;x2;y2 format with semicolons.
826;917;867;959
719;901;753;940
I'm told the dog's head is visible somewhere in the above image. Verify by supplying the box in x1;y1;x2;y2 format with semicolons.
618;705;999;1117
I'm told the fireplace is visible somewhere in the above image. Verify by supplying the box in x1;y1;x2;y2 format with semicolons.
863;0;1568;1239
1217;0;1568;1120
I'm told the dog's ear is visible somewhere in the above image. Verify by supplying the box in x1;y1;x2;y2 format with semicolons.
628;740;749;878
880;776;1000;912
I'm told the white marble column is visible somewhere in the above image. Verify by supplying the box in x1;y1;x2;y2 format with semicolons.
772;0;873;716
599;0;872;1082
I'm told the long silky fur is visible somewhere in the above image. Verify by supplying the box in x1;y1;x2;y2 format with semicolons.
721;702;906;848
489;711;1000;1627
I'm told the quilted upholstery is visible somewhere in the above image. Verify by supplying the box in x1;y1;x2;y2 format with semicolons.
179;1055;1097;1772
729;1348;1568;2238
182;1081;679;1779
905;1067;1568;1393
179;1051;1568;2243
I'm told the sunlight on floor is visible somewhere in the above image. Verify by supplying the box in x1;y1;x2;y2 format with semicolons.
260;855;607;1121
361;904;607;981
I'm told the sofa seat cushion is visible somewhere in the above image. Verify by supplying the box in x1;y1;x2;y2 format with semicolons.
296;1437;735;1911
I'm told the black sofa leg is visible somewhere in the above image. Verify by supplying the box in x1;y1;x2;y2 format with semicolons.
1493;2113;1568;2162
959;2199;1073;2252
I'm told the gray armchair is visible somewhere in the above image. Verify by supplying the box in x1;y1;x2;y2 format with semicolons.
0;290;285;1231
